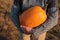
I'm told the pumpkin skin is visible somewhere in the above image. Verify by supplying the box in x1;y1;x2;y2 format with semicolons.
19;6;47;29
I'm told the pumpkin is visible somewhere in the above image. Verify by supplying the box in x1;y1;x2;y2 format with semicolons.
19;6;47;29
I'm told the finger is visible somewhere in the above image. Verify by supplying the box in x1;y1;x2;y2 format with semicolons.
20;25;26;28
26;27;32;32
20;25;23;27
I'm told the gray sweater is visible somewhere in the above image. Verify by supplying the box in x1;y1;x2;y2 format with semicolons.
32;0;58;38
11;0;58;38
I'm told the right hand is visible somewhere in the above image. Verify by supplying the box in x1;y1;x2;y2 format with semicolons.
20;25;33;34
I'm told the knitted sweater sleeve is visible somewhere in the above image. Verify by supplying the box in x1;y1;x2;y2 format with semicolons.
32;0;58;38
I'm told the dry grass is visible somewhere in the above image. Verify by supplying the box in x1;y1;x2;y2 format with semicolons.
0;0;13;12
0;0;20;40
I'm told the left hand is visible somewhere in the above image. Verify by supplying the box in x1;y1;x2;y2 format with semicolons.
20;25;33;34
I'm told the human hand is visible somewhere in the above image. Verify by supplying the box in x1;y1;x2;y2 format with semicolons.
20;25;33;34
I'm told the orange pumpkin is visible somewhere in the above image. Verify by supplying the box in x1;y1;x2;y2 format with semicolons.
19;6;47;29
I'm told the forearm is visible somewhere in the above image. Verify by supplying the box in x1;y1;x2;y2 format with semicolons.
32;0;58;38
32;10;58;38
10;5;20;30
